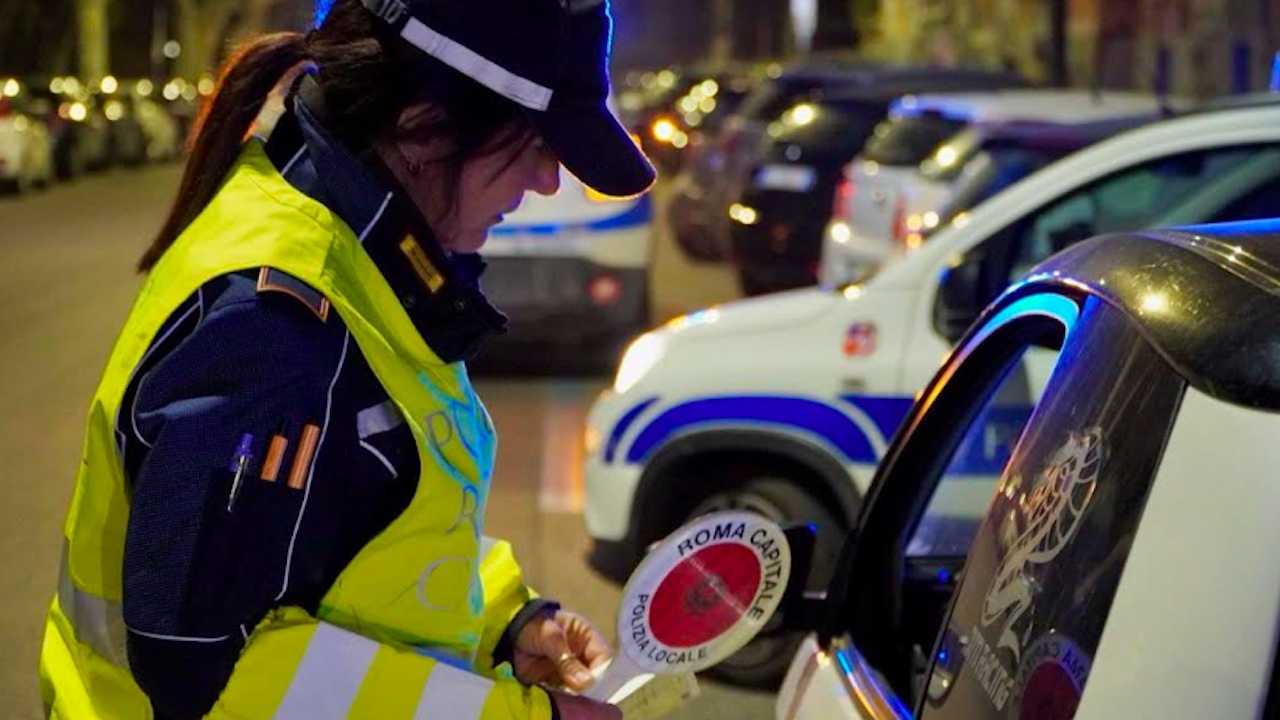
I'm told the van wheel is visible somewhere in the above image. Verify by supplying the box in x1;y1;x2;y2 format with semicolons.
683;478;845;688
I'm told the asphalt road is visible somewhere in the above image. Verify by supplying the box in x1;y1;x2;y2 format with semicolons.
0;163;767;719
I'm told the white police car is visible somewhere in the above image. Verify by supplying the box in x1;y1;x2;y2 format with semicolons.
582;99;1280;684
775;220;1280;720
478;167;653;364
821;89;1175;287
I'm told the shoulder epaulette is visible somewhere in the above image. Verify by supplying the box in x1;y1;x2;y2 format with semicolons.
256;267;331;322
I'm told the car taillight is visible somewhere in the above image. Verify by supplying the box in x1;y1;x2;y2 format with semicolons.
833;167;855;218
0;100;10;118
891;195;908;247
588;275;622;306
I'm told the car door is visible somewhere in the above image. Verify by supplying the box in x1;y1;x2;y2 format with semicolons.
786;290;1187;720
915;297;1186;720
781;289;1078;720
827;290;1081;702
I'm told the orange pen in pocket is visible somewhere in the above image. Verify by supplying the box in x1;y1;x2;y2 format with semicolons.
260;435;289;482
287;424;321;491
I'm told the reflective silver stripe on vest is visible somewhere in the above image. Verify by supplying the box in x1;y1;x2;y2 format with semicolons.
414;662;493;720
274;623;377;720
479;535;499;561
57;547;130;669
356;400;404;439
272;621;496;719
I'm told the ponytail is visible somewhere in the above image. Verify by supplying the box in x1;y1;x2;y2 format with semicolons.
138;32;308;272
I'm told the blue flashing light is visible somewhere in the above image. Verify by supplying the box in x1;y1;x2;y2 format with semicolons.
315;0;337;28
938;650;948;663
938;568;950;584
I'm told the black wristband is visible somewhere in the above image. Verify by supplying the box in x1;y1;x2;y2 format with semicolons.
492;598;563;669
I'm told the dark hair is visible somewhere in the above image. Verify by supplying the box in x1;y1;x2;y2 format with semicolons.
138;0;534;272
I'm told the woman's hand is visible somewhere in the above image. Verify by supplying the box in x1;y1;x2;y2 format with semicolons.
513;610;612;692
548;690;623;720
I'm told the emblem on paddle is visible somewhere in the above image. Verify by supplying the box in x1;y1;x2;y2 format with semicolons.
585;510;793;706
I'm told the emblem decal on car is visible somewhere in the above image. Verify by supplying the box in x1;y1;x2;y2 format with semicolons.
981;429;1103;664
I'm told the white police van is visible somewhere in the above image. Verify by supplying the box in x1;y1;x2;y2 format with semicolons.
581;99;1280;684
477;168;653;364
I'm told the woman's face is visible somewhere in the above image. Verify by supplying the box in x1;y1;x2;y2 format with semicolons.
382;108;561;254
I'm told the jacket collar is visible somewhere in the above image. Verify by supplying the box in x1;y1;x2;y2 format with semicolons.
263;78;507;363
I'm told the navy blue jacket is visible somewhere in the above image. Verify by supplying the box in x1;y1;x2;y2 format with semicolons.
120;87;554;720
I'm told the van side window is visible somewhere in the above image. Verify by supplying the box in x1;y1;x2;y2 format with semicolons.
1209;174;1280;223
1004;146;1259;279
918;299;1184;720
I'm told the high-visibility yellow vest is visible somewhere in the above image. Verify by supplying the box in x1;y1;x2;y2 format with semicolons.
39;140;552;720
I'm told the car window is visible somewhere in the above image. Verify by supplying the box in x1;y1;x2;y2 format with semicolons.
771;99;886;157
918;298;1184;720
906;345;1055;559
737;77;825;123
863;113;969;166
919;128;983;181
1008;146;1259;279
940;145;1072;221
1207;175;1280;223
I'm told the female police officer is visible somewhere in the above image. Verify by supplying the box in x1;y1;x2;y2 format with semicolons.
38;0;654;718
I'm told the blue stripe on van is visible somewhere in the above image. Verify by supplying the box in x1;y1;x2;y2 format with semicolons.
624;396;878;465
840;395;915;445
621;393;1034;478
489;193;653;237
605;396;659;464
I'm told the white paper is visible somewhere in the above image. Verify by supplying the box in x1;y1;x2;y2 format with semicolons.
613;672;701;720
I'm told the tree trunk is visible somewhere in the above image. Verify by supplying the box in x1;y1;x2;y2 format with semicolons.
227;0;282;47
710;0;734;63
1048;0;1068;87
77;0;110;80
174;0;244;78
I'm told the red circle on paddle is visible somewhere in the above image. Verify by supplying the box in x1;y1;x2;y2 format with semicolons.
1019;662;1081;720
647;543;761;649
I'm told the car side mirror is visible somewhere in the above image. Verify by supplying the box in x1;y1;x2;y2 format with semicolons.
934;255;985;345
765;523;826;634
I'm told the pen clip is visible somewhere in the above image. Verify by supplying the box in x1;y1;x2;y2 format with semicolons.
227;433;255;512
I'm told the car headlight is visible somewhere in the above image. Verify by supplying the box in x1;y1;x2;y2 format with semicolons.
614;333;666;394
583;425;603;456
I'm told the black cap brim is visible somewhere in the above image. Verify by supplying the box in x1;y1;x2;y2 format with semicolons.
530;99;656;198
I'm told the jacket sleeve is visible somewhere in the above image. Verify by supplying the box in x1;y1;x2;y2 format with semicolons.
122;280;403;718
475;538;543;674
206;606;555;720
